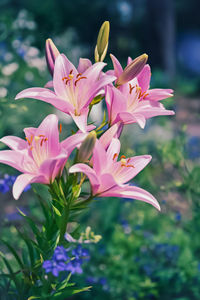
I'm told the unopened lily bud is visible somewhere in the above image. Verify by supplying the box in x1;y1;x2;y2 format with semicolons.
95;21;110;62
45;38;60;76
116;53;148;86
78;131;96;162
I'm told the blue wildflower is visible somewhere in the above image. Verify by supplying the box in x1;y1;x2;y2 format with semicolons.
99;277;109;291
72;245;90;260
186;136;200;159
86;276;98;284
0;179;9;193
4;174;16;187
53;246;69;262
175;211;181;221
143;264;153;276
120;219;131;234
65;259;83;274
134;224;141;231
43;245;90;277
43;260;66;277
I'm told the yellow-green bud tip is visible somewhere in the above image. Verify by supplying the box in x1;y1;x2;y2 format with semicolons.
95;21;110;62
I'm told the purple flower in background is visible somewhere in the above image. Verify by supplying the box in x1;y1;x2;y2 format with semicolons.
53;246;69;262
43;260;66;277
186;136;200;159
72;245;90;260
175;211;181;222
65;259;83;274
43;245;90;277
0;178;9;193
0;174;31;194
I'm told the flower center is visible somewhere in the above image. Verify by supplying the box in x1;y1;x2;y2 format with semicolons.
62;70;87;86
112;153;135;168
26;134;49;167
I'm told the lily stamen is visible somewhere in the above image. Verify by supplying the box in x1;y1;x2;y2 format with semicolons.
113;153;118;160
25;137;31;145
74;76;87;86
129;84;135;94
59;123;62;133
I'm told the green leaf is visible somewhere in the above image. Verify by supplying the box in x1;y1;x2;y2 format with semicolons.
17;208;43;245
0;252;20;291
0;239;24;270
34;189;51;222
52;285;92;299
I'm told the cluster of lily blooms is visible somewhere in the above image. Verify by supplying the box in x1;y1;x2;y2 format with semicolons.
0;22;174;210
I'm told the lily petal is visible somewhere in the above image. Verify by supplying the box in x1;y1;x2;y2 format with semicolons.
97;173;118;194
13;173;46;200
100;185;160;210
99;123;123;150
35;114;60;156
110;54;123;78
78;58;92;73
137;64;151;93
69;163;100;194
0;136;27;151
15;87;74;113
0;150;29;173
61;132;88;155
105;85;126;124
39;152;68;182
44;80;53;88
53;54;78;99
118;112;146;128
70;109;89;133
106;138;121;163
135;101;175;118
92;140;108;176
145;88;174;101
112;155;152;184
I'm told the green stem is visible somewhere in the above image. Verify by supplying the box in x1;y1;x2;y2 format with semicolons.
59;204;70;243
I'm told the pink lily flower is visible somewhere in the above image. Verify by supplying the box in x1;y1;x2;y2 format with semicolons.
69;138;160;210
16;54;116;132
106;55;174;128
0;114;87;199
105;84;174;128
110;54;174;98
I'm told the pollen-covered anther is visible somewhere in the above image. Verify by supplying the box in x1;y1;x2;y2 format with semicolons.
126;164;135;168
75;76;87;86
143;93;149;99
113;153;118;160
129;83;135;94
25;137;31;145
120;155;135;168
40;137;48;147
59;123;62;133
121;158;127;167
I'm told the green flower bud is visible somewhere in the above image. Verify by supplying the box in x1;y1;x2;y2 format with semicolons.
78;131;96;162
95;21;110;62
116;53;148;86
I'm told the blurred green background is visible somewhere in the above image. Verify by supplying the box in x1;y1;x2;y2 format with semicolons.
0;0;200;299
